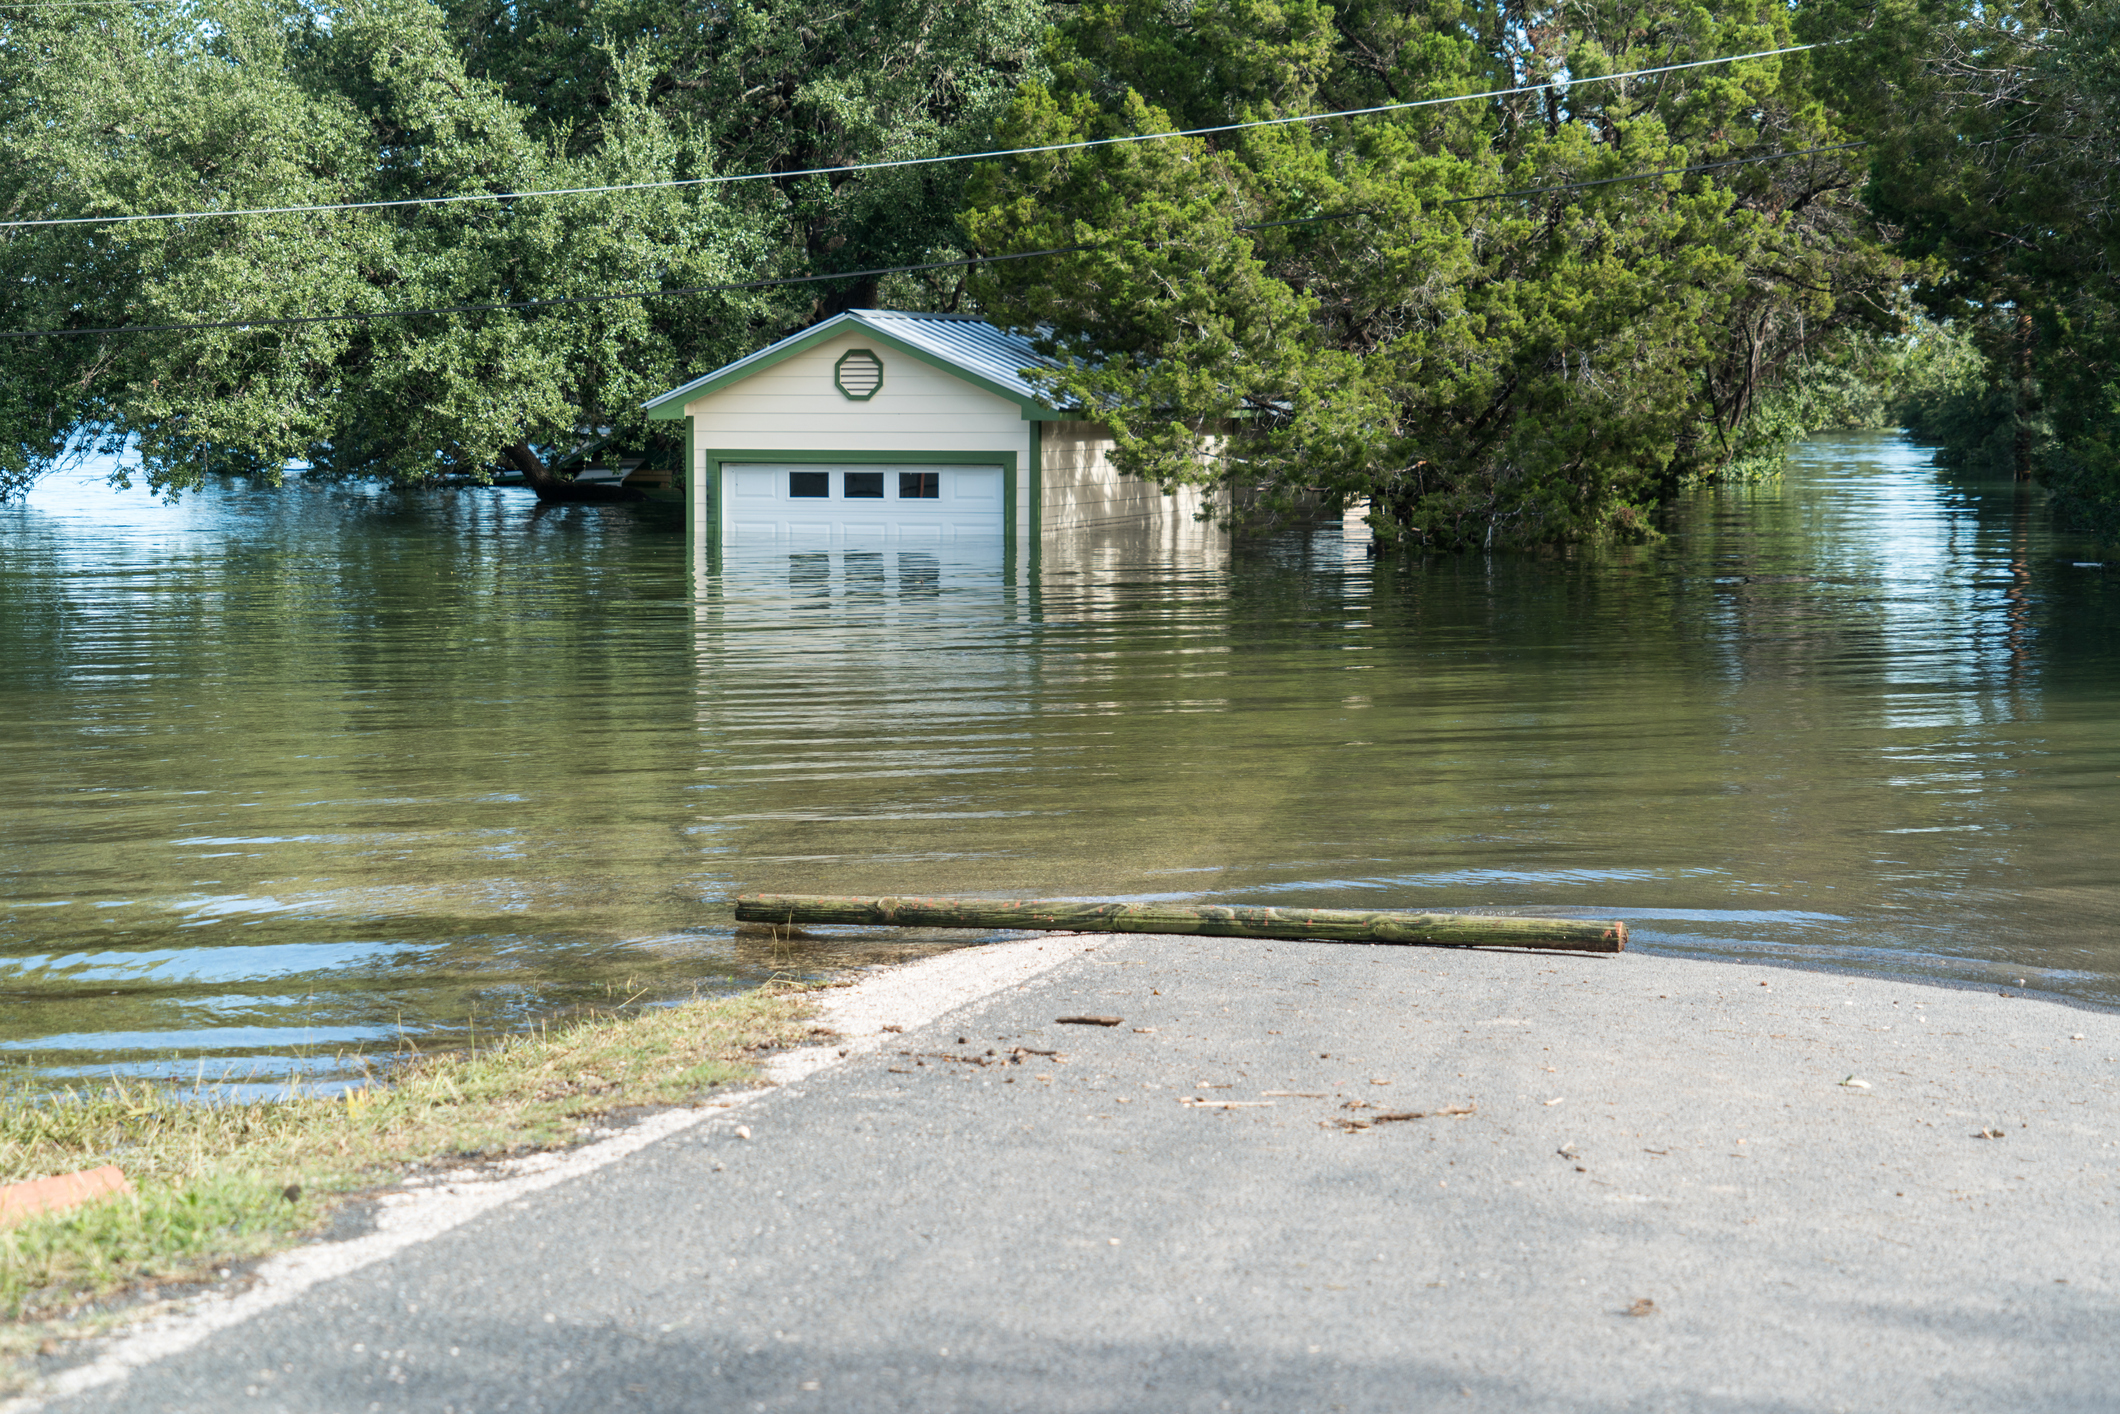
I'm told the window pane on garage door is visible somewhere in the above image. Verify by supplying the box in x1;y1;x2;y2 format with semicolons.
722;464;1005;544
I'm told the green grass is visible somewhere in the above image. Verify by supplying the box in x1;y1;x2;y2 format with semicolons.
0;984;826;1379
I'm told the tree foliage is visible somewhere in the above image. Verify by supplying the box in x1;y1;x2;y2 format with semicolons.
0;0;1048;500
437;0;1049;316
1807;0;2120;536
4;0;1937;546
1721;304;1985;478
964;0;1902;550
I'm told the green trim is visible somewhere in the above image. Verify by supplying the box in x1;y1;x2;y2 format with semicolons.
1027;419;1042;544
833;348;884;401
683;414;697;534
702;448;1023;546
703;450;1020;464
644;316;1066;422
1002;452;1015;541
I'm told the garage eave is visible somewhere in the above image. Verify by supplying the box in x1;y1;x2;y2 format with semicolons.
640;310;1069;422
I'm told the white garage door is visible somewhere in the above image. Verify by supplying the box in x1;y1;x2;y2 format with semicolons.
722;463;1004;544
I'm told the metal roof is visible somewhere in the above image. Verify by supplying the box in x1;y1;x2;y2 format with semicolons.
848;310;1058;402
641;309;1063;420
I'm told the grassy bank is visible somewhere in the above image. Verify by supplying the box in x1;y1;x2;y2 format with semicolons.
0;984;825;1380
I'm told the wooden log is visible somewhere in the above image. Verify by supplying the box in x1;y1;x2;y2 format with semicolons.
732;894;1625;953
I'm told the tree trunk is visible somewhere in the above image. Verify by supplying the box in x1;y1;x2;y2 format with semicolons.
504;439;645;503
809;275;881;326
733;894;1626;952
2013;312;2036;482
504;440;567;495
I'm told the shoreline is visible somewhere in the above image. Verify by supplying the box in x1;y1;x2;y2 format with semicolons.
0;934;1107;1408
1628;940;2120;1016
0;985;823;1368
9;933;2117;1410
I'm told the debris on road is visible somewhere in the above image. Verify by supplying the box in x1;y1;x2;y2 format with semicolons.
1327;1103;1475;1130
1383;1105;1476;1122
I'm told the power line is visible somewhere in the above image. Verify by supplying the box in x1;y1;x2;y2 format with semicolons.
0;141;1867;341
1;43;1825;231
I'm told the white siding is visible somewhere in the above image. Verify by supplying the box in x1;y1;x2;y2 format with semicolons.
685;331;1035;542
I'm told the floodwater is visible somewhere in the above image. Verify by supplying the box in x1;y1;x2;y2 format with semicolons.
3;433;2115;1088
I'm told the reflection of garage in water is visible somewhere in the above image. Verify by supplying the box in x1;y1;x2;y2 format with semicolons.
788;550;946;602
702;545;1017;654
642;308;1221;550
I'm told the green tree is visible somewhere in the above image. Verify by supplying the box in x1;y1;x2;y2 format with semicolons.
1723;304;1985;475
440;0;1051;318
1807;0;2120;535
0;0;1050;501
964;0;1902;551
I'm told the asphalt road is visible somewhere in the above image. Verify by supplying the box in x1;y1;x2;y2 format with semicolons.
36;936;2120;1413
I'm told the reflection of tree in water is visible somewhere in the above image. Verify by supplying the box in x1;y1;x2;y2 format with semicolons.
2007;482;2032;682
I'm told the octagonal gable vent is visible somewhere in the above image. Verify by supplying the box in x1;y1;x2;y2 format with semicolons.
834;348;884;401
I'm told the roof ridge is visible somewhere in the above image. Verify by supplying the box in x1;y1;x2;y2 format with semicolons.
644;306;1061;419
858;308;990;323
